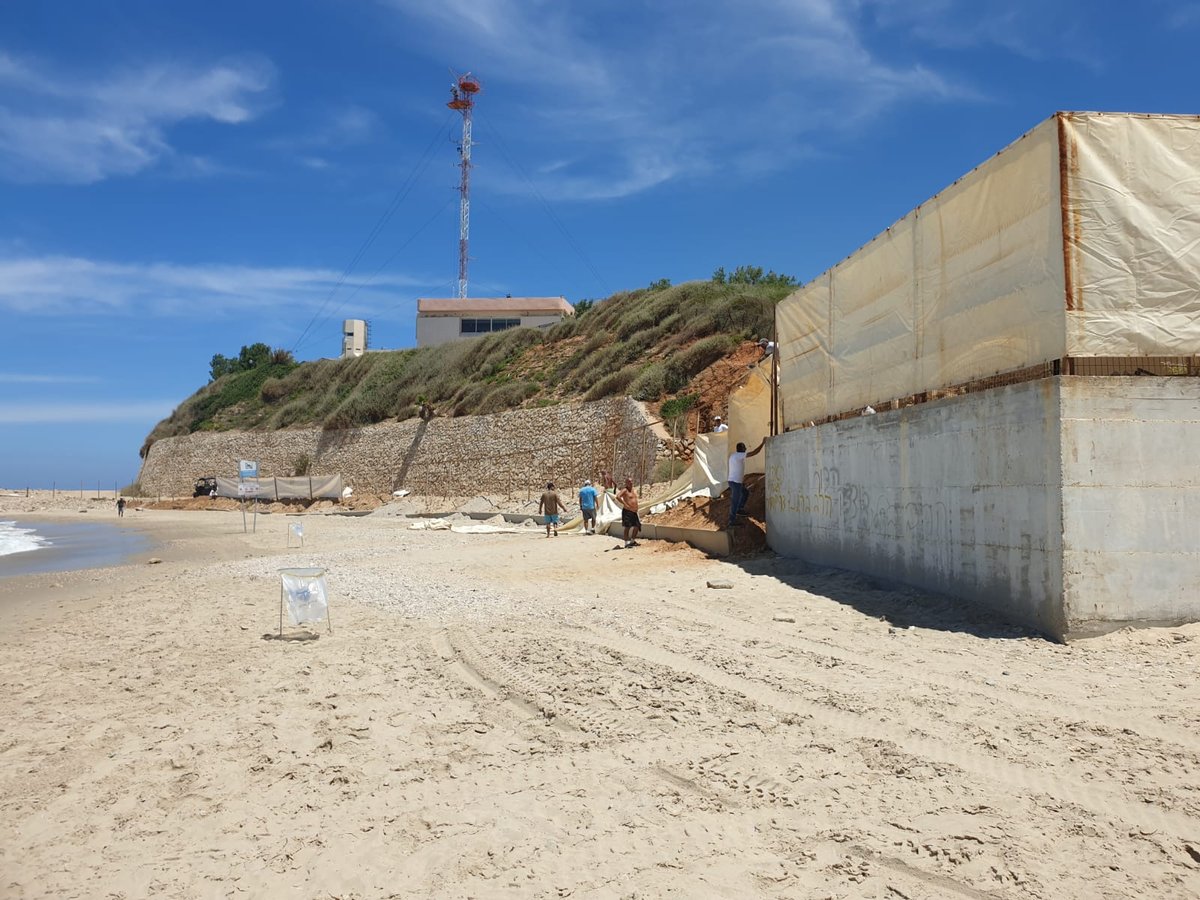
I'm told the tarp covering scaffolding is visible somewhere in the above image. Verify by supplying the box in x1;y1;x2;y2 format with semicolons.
777;112;1200;428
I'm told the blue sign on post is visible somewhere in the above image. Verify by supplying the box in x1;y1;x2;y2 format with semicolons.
239;459;258;479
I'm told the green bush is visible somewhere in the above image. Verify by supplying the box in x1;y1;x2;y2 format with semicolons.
660;393;699;421
631;364;666;401
584;364;639;402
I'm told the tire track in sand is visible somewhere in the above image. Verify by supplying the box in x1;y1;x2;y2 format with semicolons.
661;597;1199;751
568;626;1200;844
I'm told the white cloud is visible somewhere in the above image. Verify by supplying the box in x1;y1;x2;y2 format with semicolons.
0;401;177;424
0;254;426;319
0;51;273;183
382;0;970;200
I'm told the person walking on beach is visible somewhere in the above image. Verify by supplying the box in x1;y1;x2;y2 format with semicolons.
538;482;567;537
616;478;641;547
578;479;599;535
116;497;126;517
727;440;764;528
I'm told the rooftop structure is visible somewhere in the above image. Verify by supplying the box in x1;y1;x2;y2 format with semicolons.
416;296;574;347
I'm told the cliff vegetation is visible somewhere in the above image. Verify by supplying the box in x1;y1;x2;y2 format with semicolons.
140;272;794;459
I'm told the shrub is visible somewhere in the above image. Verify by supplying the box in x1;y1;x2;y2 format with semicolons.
477;381;539;416
584;364;639;402
652;458;682;483
630;364;666;401
260;378;289;403
292;454;311;476
660;393;699;421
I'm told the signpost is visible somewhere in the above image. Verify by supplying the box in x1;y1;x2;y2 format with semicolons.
238;459;260;533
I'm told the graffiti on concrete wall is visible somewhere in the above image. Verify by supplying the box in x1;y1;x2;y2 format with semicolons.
767;457;953;552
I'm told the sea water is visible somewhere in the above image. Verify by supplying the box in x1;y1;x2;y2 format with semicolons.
0;520;51;557
0;519;151;578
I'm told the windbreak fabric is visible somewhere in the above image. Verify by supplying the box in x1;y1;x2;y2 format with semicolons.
778;112;1200;430
691;433;728;496
727;365;772;477
216;474;344;500
778;116;1065;427
1062;114;1200;356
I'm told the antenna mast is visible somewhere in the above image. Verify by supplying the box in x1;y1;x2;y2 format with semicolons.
447;72;481;299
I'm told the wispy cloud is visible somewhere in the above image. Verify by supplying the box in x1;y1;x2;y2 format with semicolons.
382;0;969;200
0;51;274;183
0;373;102;384
0;254;426;319
1166;3;1200;28
266;104;381;170
0;401;177;424
860;0;1103;67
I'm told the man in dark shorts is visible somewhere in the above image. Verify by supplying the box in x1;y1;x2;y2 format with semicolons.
616;477;640;547
578;479;599;534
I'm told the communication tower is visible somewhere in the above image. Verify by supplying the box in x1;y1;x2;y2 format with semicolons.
447;72;481;299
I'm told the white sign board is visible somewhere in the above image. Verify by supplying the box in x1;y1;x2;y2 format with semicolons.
239;459;258;478
237;481;261;497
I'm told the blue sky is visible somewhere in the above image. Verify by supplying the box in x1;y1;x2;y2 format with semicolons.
1;0;1198;489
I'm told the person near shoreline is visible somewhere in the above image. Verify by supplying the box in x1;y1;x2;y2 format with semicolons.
578;480;599;535
616;478;641;548
726;440;765;528
116;497;126;517
538;482;567;538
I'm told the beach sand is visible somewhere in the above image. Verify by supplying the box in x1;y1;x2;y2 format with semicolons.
2;496;1199;898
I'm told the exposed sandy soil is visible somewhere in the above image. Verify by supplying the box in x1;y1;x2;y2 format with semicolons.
648;473;769;553
3;499;1200;898
682;341;768;433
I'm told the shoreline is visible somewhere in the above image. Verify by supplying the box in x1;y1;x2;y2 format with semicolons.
0;515;157;580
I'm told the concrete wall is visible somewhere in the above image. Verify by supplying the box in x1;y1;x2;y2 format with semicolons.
767;380;1067;636
416;315;566;347
138;397;656;499
766;376;1200;639
1060;377;1200;636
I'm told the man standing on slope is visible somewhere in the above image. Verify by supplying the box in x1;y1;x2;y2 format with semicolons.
578;479;599;535
538;482;567;538
616;478;641;548
727;439;765;528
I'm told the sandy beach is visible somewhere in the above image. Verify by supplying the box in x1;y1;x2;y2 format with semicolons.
2;495;1199;899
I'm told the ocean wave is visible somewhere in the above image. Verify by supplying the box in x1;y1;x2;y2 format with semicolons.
0;520;52;557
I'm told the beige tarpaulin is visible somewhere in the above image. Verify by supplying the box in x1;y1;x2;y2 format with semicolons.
216;474;344;500
727;364;772;476
777;112;1200;429
691;433;727;496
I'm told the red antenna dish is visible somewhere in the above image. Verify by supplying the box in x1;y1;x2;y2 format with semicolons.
447;72;481;109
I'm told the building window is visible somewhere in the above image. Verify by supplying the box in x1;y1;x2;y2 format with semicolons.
461;318;521;335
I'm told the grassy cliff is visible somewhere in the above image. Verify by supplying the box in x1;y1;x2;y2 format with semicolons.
141;277;791;459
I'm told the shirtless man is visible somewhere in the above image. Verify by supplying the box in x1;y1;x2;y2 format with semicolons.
616;477;641;548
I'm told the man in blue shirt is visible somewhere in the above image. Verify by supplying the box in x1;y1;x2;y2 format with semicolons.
578;479;599;534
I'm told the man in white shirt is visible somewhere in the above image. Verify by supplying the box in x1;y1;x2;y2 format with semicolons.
712;416;729;433
727;439;764;527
